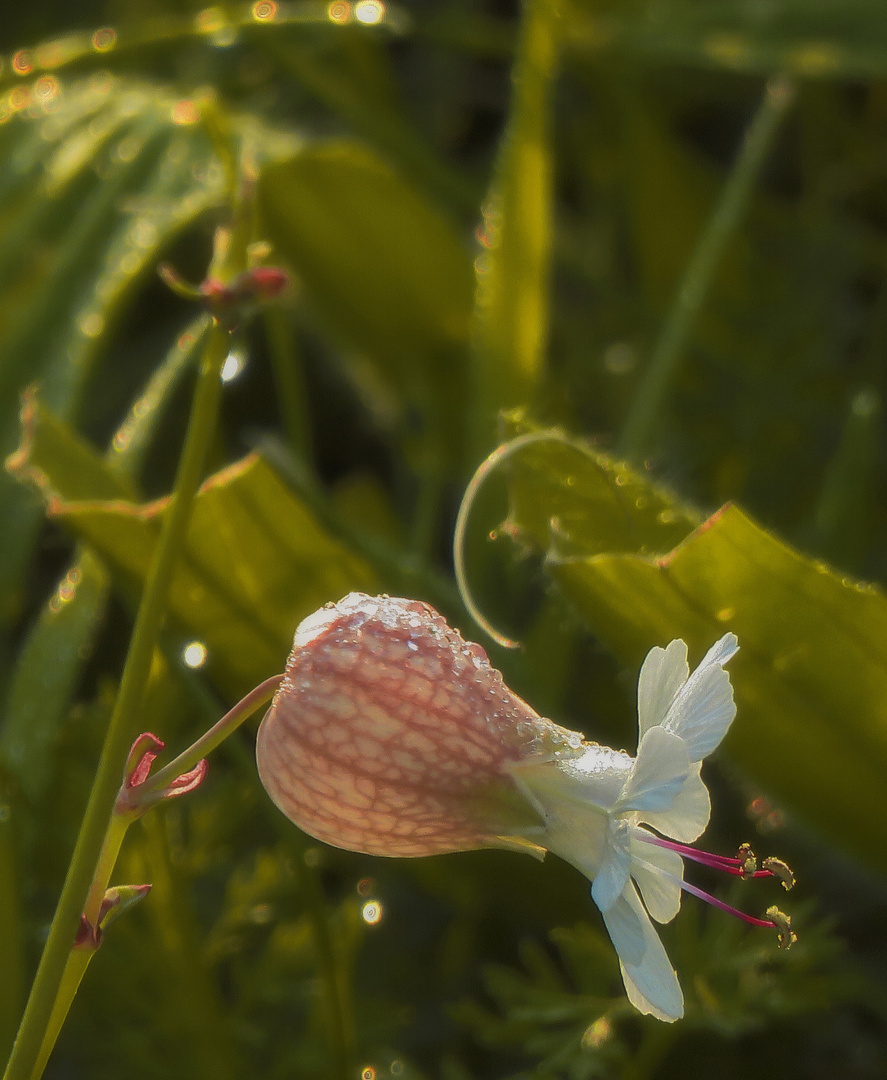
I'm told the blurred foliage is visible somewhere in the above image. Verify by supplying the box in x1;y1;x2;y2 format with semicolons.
3;0;887;1078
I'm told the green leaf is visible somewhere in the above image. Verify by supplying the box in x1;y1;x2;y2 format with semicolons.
1;326;202;803
46;454;378;698
6;389;137;506
571;0;887;80
469;0;560;452
500;424;700;559
503;431;887;870
0;76;226;639
258;140;474;421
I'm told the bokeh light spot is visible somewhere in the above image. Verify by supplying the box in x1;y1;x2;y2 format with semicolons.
252;0;278;21
221;350;246;382
182;641;208;669
354;1;384;24
92;28;118;53
327;2;351;23
361;900;383;925
12;50;33;76
172;99;200;126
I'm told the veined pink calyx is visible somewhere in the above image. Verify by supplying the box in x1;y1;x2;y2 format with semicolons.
256;593;795;1023
257;593;573;859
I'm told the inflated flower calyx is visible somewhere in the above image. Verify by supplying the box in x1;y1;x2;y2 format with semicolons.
256;593;796;1023
256;593;574;859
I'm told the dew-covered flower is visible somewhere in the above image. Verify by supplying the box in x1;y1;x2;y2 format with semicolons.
257;593;794;1022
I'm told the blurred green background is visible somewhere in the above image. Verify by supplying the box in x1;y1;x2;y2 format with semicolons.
3;1;887;1077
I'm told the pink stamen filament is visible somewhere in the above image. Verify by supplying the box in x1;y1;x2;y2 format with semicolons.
636;831;773;879
635;834;778;930
677;879;775;929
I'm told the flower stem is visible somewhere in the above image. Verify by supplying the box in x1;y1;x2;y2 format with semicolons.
617;76;795;461
139;674;283;801
3;322;230;1080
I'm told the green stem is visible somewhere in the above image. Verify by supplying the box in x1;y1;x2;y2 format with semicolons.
29;953;91;1080
469;0;561;459
262;307;314;470
3;323;230;1080
159;659;356;1080
617;76;795;462
138;674;283;801
294;849;356;1080
0;784;23;1065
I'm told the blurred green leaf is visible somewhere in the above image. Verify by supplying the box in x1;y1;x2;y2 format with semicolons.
0;75;229;642
259;140;473;427
469;0;560;451
570;0;887;80
500;422;699;559
1;319;203;803
502;432;887;870
30;451;376;698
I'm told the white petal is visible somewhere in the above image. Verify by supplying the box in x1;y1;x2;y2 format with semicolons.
590;821;631;913
662;633;738;762
601;881;684;1022
637;640;688;737
616;726;690;815
638;763;711;843
629;835;684;923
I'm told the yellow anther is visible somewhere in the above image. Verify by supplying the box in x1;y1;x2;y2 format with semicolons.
766;906;797;949
737;841;758;878
762;856;795;891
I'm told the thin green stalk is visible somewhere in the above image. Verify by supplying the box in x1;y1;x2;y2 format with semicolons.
618;76;795;462
3;323;230;1080
160;658;356;1080
294;849;356;1080
0;786;23;1065
139;674;283;800
29;954;90;1080
469;0;561;459
262;307;314;470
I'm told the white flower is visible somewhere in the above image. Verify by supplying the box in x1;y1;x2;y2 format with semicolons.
511;634;796;1022
257;594;794;1023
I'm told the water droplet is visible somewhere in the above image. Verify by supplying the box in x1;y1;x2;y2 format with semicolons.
361;900;383;925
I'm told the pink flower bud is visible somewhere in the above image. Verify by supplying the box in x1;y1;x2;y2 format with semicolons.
256;593;579;858
117;732;207;817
